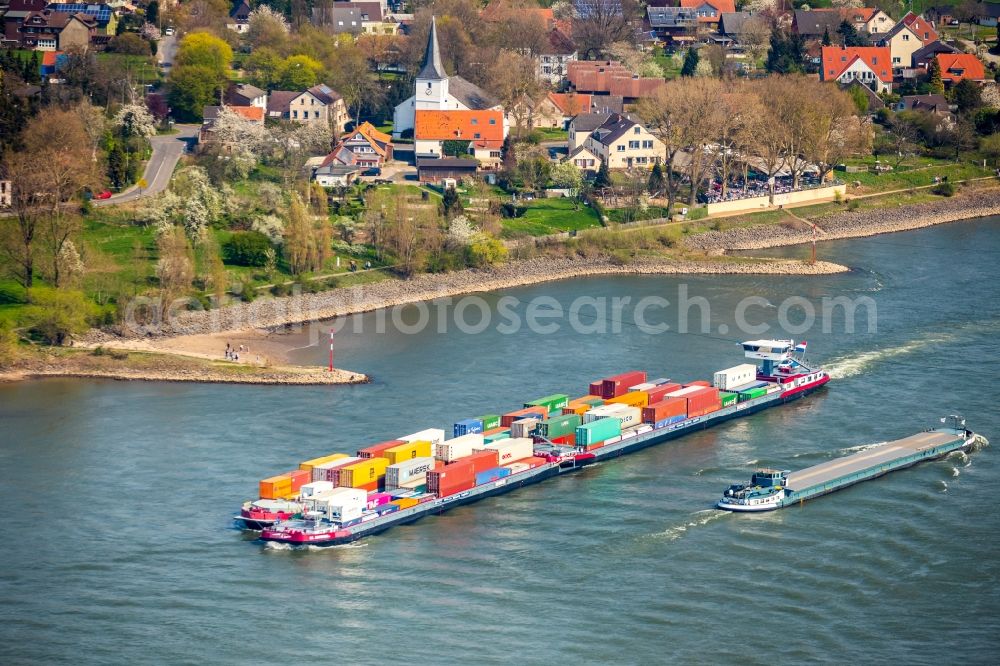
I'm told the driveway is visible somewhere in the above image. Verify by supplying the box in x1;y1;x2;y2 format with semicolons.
157;34;177;68
95;124;199;206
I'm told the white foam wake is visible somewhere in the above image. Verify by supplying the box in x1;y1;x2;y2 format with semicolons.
825;334;955;379
651;509;730;541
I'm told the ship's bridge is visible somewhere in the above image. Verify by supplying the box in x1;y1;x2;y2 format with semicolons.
742;340;795;360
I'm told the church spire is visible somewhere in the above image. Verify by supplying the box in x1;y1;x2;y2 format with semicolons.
418;16;447;81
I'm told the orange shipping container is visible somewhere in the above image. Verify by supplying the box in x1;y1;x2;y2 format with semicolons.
338;457;390;488
392;497;420;509
259;472;294;500
606;392;648;408
299;453;348;472
384;440;432;464
643;384;681;405
357;440;404;458
642;397;687;423
501;406;549;427
685;380;712;388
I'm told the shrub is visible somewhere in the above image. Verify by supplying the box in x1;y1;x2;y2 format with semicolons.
223;231;272;267
932;181;955;197
272;282;291;297
466;235;509;267
240;281;256;302
23;288;96;345
687;207;708;221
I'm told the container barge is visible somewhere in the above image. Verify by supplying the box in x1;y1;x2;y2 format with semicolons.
717;417;986;512
242;340;830;546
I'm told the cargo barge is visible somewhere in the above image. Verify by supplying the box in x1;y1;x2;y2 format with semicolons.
717;417;986;512
247;340;830;546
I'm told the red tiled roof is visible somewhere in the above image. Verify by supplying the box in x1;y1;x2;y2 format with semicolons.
230;106;264;122
679;0;736;22
935;53;985;83
414;110;504;142
821;46;893;83
901;12;939;44
547;92;592;116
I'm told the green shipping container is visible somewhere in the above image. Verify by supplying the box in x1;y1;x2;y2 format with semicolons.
720;391;738;407
484;430;511;444
537;413;582;439
479;414;501;431
738;387;768;402
576;417;622;446
583;397;605;406
524;394;570;412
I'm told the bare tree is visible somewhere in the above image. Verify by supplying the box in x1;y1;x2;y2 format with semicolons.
155;226;194;315
801;83;869;182
741;15;772;64
572;0;639;58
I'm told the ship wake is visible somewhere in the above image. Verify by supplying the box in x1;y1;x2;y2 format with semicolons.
649;509;730;542
825;334;955;379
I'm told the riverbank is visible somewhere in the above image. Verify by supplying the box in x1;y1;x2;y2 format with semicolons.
685;188;1000;252
0;346;369;385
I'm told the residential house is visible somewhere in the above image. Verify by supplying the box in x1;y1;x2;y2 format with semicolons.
227;0;250;33
566;60;665;103
820;45;893;93
19;9;95;50
413;109;505;169
718;12;751;39
321;121;393;169
547;92;618;126
266;84;350;131
899;12;938;43
935;53;986;85
849;8;894;34
793;9;846;40
198;104;266;147
565;144;602;175
877;22;925;69
313;164;361;188
225;83;267;110
536;28;577;86
679;0;735;33
393;17;505;139
646;5;699;44
584;113;663;170
910;40;959;70
895;94;951;114
43;3;117;35
0;180;11;208
569;111;625;152
976;3;1000;27
311;2;387;35
416;157;479;183
2;0;47;47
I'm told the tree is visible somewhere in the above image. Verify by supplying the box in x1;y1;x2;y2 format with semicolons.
279;54;324;90
766;30;803;74
114;103;157;140
572;0;637;58
0;107;95;287
467;234;508;267
951;79;982;115
822;27;832;47
594;159;612;189
741;16;771;63
109;32;153;56
681;48;699;77
23;288;94;345
244;47;285;89
551;161;584;192
168;65;222;121
156;226;194;315
146;0;158;25
443;140;471;157
247;4;290;52
928;58;944;95
837;20;866;47
647;162;664;194
223;231;273;266
980;133;1000;167
175;31;232;78
442;186;463;218
486;50;543;137
801;83;869;182
283;193;321;274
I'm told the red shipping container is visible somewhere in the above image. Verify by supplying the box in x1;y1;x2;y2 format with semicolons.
684;380;711;388
601;371;647;399
585;443;605;452
357;440;404;458
642;397;687;423
482;427;507;437
588;381;603;396
289;469;310;492
685;387;721;417
644;383;681;405
501;406;548;428
549;433;576;446
430;450;499;491
522;456;548;468
356;480;380;493
433;477;475;498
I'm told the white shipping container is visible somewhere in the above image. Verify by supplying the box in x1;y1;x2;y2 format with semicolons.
311;456;360;482
435;433;484;462
401;428;446;447
510;418;538;439
485;437;534;465
612;406;642;428
504;462;531;474
713;364;758;390
583;403;629;423
299;481;334;498
665;386;704;398
385;457;436;488
628;382;656;392
317;487;366;522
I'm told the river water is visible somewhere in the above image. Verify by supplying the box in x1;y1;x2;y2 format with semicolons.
2;218;998;664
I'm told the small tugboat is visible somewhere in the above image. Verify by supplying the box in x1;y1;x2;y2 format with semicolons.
719;469;788;512
235;498;303;530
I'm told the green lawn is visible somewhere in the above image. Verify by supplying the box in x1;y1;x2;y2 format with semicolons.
501;197;602;236
534;127;569;142
95;53;160;85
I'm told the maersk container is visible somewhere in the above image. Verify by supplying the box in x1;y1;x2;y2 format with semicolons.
385;456;436;488
475;466;512;485
384;440;432;464
311;456;360;483
501;407;548;428
536;413;581;439
401;429;445;447
576;417;622;446
483;429;511;444
524;394;569;412
600;371;647;399
453;418;484;437
478;414;501;431
713;364;758;391
485;437;534;465
510;418;539;439
720;391;738;407
435;433;485;462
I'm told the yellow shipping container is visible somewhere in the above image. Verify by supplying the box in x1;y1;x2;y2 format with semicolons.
259;474;293;500
299;453;348;472
392;497;420;509
338;457;390;487
384;440;432;464
607;392;648;408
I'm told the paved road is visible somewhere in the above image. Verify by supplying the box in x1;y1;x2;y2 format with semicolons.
157;33;177;68
95;124;199;206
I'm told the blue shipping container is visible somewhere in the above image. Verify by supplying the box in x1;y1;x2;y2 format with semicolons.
454;418;484;437
654;414;686;428
475;467;512;485
377;503;400;516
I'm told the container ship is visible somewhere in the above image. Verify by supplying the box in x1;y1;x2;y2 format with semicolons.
717;417;986;512
239;339;829;546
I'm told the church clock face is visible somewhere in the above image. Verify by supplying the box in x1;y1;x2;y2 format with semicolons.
424;85;433;96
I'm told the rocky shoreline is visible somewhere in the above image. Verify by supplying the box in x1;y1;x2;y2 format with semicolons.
685;189;1000;252
83;256;847;343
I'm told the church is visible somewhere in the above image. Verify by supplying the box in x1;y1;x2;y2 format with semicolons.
392;17;506;140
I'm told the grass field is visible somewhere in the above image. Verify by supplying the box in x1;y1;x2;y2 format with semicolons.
501;197;602;236
96;53;160;86
840;157;990;193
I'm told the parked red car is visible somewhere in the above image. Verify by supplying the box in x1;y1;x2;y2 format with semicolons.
95;190;113;200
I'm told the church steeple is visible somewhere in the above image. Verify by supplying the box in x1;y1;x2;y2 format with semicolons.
418;16;447;81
